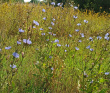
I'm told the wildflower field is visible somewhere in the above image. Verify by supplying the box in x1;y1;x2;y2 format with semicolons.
0;2;110;93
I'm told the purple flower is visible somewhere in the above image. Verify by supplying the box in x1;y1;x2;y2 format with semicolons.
75;47;79;50
97;36;102;40
51;67;54;70
104;36;109;40
48;27;52;30
17;41;21;44
80;33;84;37
46;39;49;41
5;46;11;50
53;33;56;36
54;39;59;43
10;64;17;68
69;34;72;37
19;28;24;32
41;33;45;35
48;32;52;35
57;3;63;7
23;39;32;44
43;17;46;20
78;40;82;42
75;29;79;32
52;18;55;21
33;20;39;26
90;48;93;51
74;6;78;9
84;20;88;23
51;2;55;5
105;72;109;75
77;23;81;26
27;39;32;44
89;37;93;41
40;28;43;30
0;49;1;51
13;52;19;58
33;26;36;28
51;22;55;26
42;9;45;12
86;45;90;49
65;44;69;47
73;15;78;19
57;44;61;47
49;56;52;59
65;50;67;52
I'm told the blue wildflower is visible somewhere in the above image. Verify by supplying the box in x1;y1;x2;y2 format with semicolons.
41;33;45;35
89;37;93;41
80;33;84;37
13;52;19;58
75;47;79;50
19;28;24;32
42;9;45;12
54;39;59;43
84;20;88;23
74;6;78;9
105;72;109;75
57;44;61;47
17;41;21;44
10;64;17;68
86;45;90;49
51;22;55;26
65;44;69;47
90;48;93;51
48;27;52;30
43;17;46;20
51;2;55;5
69;34;72;37
78;40;82;42
97;36;102;40
77;23;81;26
5;46;11;50
73;15;78;19
33;20;39;26
75;29;79;32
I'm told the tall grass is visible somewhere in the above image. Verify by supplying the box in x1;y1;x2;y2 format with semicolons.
0;2;110;93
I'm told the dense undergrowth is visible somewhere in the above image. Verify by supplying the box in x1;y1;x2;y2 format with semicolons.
0;2;110;93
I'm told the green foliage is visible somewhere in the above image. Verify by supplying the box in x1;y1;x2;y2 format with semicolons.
74;0;110;13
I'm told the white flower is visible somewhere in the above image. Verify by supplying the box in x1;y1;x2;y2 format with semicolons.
24;0;31;3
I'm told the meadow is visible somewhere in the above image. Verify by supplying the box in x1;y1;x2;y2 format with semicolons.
0;2;110;93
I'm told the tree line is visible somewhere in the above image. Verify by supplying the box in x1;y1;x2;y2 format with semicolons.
1;0;110;13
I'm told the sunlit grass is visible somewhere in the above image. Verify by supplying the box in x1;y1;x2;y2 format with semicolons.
0;2;110;93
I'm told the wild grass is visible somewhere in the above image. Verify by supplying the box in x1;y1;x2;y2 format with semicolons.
0;2;110;93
